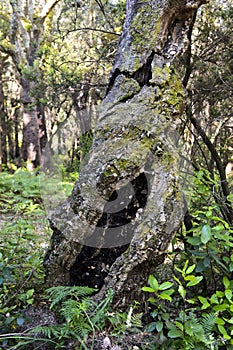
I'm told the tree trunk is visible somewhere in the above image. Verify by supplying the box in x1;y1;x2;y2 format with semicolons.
37;103;48;153
9;0;61;171
21;78;41;172
0;63;7;170
44;0;208;307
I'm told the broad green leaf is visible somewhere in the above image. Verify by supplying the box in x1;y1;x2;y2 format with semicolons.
142;286;156;293
155;321;163;332
178;285;186;299
225;289;232;301
186;236;201;246
161;313;170;321
213;304;229;312
162;288;175;296
210;294;219;304
196;260;205;273
146;322;157;332
223;276;230;289
198;296;210;309
198;296;208;304
148;275;159;291
203;256;210;267
187;298;196;304
159;293;172;302
215;317;225;325
148;297;156;303
201;225;211;244
174;321;184;331
217;325;231;339
187;276;203;287
159;282;173;290
186;264;196;274
26;289;35;298
151;310;158;318
168;328;183;338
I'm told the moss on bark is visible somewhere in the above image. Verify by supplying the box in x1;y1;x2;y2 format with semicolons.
44;0;209;308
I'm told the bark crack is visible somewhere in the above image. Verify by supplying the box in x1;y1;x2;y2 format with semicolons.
107;50;155;95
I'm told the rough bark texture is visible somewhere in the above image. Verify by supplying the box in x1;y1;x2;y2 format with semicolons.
44;0;208;307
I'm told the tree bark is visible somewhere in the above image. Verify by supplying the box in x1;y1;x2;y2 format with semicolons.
44;0;208;307
21;78;41;171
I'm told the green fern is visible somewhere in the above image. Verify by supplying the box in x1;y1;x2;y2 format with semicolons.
185;312;217;349
130;313;143;328
46;285;97;309
200;312;216;334
60;298;94;321
126;306;143;331
4;287;115;349
23;287;113;348
30;324;63;338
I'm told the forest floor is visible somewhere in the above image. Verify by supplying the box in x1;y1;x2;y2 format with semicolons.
0;169;159;350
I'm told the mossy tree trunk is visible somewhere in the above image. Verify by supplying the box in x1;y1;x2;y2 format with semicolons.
44;0;208;307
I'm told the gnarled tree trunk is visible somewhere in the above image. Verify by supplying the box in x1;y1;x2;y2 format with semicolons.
44;0;208;307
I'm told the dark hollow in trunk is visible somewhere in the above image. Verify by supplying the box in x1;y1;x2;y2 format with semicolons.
44;0;208;308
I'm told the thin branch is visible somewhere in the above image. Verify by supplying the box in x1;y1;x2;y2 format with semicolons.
39;0;61;21
94;0;116;32
60;27;121;38
187;106;233;223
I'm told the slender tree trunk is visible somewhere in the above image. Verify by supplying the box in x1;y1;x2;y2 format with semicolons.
0;64;7;170
37;103;48;152
12;102;20;160
72;83;92;135
21;78;41;172
44;0;208;307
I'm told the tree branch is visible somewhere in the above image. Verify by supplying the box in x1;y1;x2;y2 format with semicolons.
187;106;233;223
39;0;61;21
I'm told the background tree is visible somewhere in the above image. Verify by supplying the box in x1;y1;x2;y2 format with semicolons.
182;0;233;224
0;0;125;170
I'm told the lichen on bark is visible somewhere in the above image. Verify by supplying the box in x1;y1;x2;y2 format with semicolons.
44;0;209;306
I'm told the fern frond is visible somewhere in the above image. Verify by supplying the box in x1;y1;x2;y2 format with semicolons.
126;307;143;330
131;313;143;328
72;323;92;338
68;330;89;350
46;285;97;309
29;324;63;339
200;313;216;333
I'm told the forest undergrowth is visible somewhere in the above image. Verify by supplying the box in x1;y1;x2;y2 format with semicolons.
0;168;233;350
